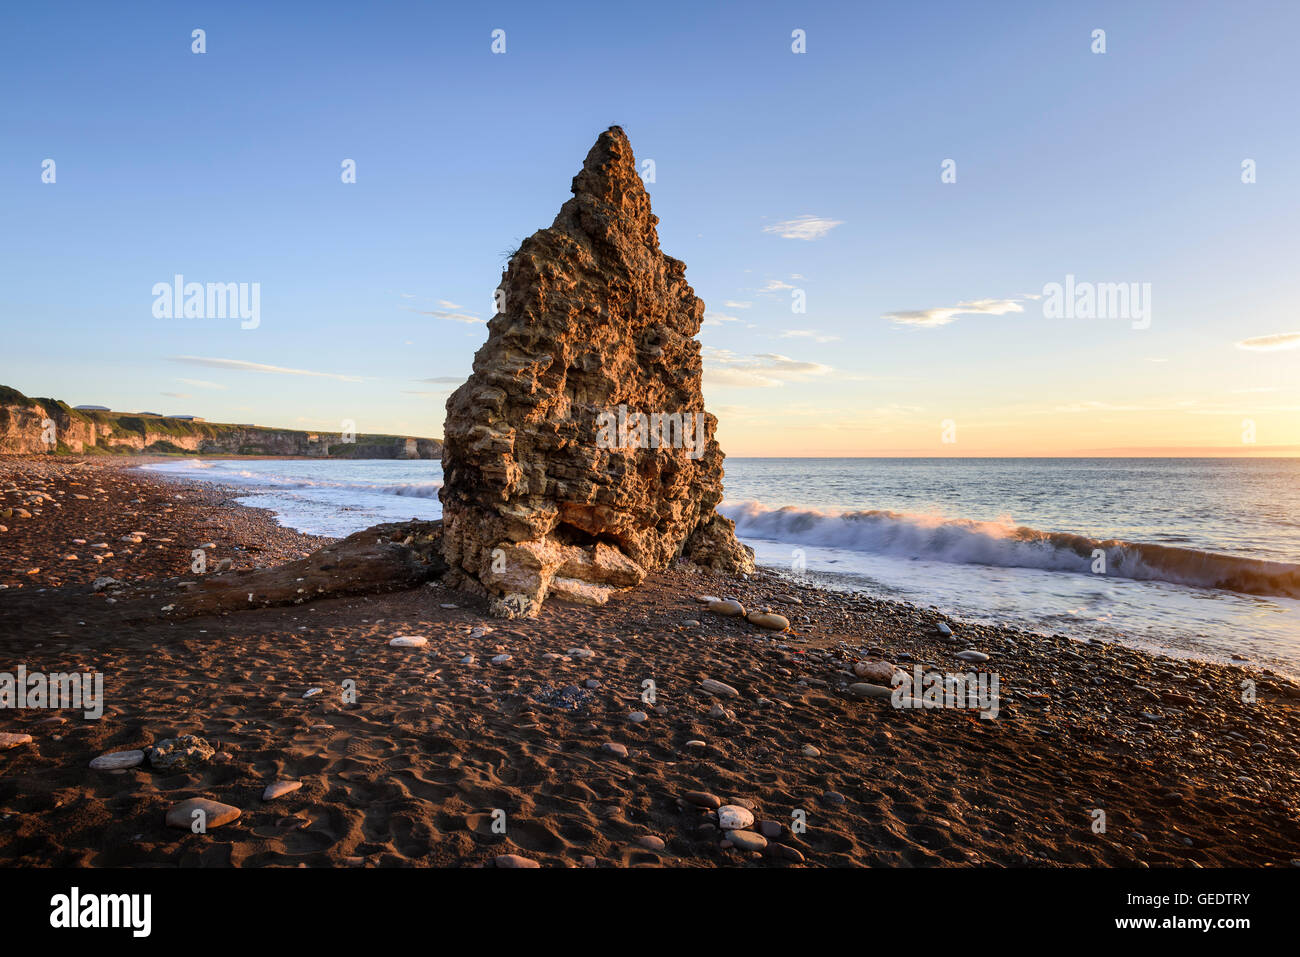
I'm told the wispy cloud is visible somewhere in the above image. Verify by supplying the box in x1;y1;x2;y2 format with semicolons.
1235;331;1300;352
1050;400;1164;414
160;392;190;399
397;292;483;324
780;329;840;343
415;309;484;324
724;300;752;309
703;348;832;388
177;378;227;390
884;297;1026;328
1043;398;1198;414
702;311;742;326
417;376;465;385
171;356;363;382
759;279;796;293
762;215;843;241
1186;404;1300;415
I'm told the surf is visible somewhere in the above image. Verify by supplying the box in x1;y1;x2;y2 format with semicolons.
720;501;1300;599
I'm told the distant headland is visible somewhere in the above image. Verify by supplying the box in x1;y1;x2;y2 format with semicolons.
0;384;442;459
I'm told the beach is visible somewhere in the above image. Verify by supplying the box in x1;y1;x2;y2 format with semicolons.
2;455;1299;868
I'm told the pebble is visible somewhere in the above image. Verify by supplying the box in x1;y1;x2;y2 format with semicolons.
746;611;790;631
567;648;595;659
303;687;323;698
389;636;428;648
262;781;303;801
636;835;665;851
759;820;783;838
89;749;145;771
165;797;241;829
682;790;722;809
800;744;821;757
848;683;894;699
853;660;898;683
718;805;755;830
707;599;745;617
726;829;768;852
699;678;739;698
491;654;512;664
147;735;215;772
601;742;629;758
628;711;648;723
0;732;33;750
955;650;989;664
936;622;953;636
821;790;846;806
494;853;540;868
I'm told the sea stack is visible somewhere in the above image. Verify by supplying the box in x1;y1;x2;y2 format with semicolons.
439;126;755;618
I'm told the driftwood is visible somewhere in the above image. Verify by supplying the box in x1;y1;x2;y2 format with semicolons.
167;520;446;618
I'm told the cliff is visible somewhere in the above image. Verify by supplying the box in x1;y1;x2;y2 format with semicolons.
0;385;441;459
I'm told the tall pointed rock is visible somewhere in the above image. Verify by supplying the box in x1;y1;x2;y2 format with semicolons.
439;126;754;618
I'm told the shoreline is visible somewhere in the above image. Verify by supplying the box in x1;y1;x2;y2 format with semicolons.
2;455;1300;867
131;454;1300;681
13;451;1298;680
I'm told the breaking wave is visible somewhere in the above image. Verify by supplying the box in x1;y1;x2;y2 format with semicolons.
720;501;1300;599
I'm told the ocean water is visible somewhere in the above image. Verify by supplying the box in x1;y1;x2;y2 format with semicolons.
140;457;1300;675
140;458;444;537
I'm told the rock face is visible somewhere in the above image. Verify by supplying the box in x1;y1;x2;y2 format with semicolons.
439;126;754;618
0;384;440;457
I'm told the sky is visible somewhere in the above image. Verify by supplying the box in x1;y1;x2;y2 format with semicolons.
2;0;1298;456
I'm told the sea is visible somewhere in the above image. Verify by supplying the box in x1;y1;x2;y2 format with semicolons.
140;457;1300;676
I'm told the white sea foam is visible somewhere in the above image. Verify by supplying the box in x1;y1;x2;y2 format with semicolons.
720;501;1300;598
140;458;443;536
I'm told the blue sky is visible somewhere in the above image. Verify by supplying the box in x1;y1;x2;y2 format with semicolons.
3;0;1298;454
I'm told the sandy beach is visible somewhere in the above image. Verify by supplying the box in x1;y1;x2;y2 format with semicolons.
1;455;1298;868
